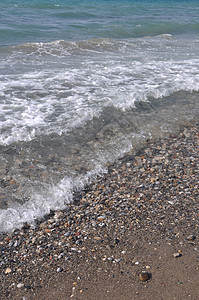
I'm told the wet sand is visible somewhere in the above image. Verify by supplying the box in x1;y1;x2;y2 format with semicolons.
0;122;198;300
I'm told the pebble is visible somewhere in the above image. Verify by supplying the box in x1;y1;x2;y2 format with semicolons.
24;285;31;289
146;266;151;270
139;271;150;282
98;215;106;221
57;267;63;272
17;283;24;288
5;268;11;274
106;244;115;250
71;247;78;252
173;252;182;258
107;257;113;262
94;236;101;241
114;258;122;263
187;235;196;241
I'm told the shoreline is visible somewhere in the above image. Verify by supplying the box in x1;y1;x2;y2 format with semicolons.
0;122;198;299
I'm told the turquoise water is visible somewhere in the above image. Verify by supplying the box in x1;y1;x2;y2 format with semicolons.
1;0;199;46
0;0;199;231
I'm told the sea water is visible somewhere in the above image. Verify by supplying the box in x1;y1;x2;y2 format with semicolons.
0;0;199;232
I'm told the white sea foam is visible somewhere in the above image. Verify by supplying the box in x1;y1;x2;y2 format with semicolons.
0;165;106;233
0;47;199;145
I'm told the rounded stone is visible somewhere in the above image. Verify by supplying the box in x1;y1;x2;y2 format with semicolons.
139;271;150;282
57;267;63;272
173;252;182;258
17;283;24;288
5;268;11;274
187;235;196;241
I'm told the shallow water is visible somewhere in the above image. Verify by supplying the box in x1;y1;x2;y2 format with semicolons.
0;0;199;232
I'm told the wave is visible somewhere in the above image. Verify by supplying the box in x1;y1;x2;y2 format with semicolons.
0;35;199;146
0;165;106;233
0;34;197;57
0;90;198;232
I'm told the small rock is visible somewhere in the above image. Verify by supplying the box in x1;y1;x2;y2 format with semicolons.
173;252;182;258
187;235;196;241
14;241;19;247
22;223;30;231
91;221;96;227
98;215;106;221
24;285;31;289
17;283;24;288
107;257;113;262
114;238;120;244
8;242;14;247
106;244;115;250
139;271;150;282
57;267;63;272
58;253;64;259
64;232;71;237
5;268;11;274
71;247;78;251
114;258;122;263
94;236;101;241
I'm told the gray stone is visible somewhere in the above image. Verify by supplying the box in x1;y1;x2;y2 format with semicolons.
57;267;63;272
187;234;196;241
17;283;24;288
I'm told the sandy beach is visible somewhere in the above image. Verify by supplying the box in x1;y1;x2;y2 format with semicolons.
0;122;198;300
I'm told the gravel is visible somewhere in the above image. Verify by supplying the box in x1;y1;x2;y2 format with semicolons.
0;122;198;299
